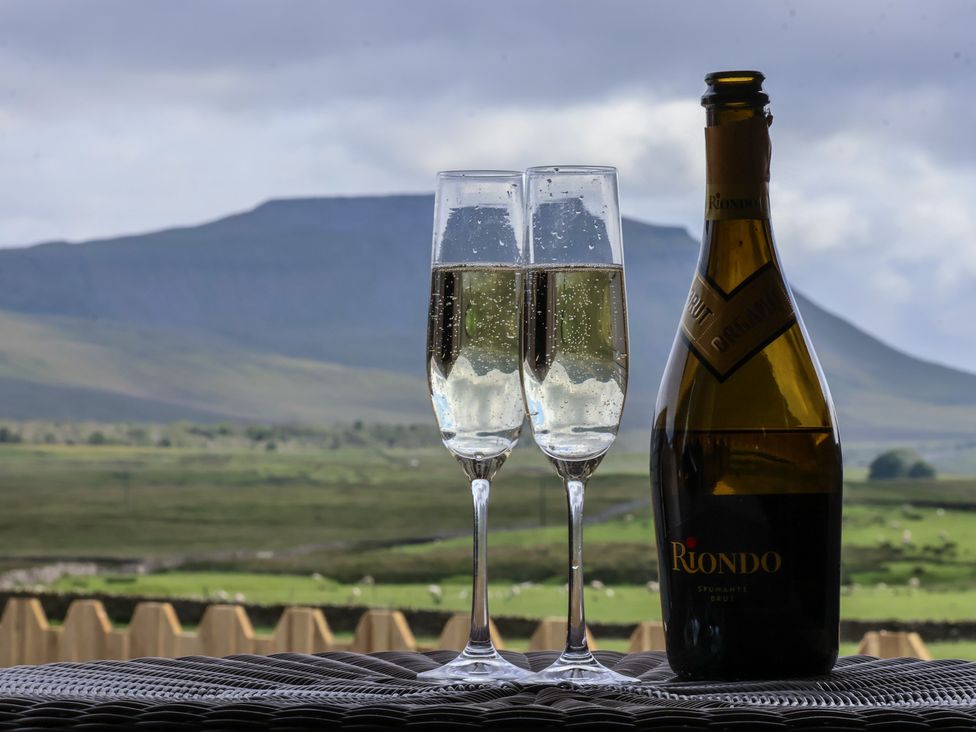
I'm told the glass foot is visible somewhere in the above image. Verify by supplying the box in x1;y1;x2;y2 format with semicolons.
417;646;532;684
526;650;641;686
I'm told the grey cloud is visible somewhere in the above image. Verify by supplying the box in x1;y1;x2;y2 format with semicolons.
0;0;974;370
2;1;972;169
2;1;973;103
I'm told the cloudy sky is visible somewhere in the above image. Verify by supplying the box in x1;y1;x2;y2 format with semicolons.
0;0;974;372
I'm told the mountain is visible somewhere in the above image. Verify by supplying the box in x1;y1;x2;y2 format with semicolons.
0;310;427;423
0;194;974;441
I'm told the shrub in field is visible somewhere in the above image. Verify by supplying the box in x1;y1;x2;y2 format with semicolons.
87;431;109;445
869;449;937;480
908;460;937;479
0;426;22;443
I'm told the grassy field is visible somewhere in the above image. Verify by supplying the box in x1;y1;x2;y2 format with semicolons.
0;442;648;557
47;572;976;625
4;441;976;663
3;442;975;591
0;309;432;424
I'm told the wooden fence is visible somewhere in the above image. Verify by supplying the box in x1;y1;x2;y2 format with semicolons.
0;597;929;667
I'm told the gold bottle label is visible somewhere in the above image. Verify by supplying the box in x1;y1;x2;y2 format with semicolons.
680;263;796;380
670;537;784;605
670;539;783;575
705;183;769;220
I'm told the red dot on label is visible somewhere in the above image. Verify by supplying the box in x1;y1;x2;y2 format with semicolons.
686;536;697;549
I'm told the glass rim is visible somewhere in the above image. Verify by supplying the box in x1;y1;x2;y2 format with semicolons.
526;165;617;176
437;169;523;179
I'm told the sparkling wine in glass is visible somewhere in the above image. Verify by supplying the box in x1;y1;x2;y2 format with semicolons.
418;170;531;683
522;166;637;684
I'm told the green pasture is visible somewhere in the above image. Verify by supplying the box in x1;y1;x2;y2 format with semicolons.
197;501;976;589
3;443;976;593
0;443;647;557
5;441;976;657
49;572;976;625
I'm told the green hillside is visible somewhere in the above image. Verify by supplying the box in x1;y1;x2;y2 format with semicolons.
797;294;976;440
0;310;427;423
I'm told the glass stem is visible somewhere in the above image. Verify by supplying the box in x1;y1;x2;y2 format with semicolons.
565;478;589;655
467;477;492;652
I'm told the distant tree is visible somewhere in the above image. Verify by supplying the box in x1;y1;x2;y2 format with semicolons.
127;427;149;444
245;425;274;442
868;449;936;480
0;427;22;444
868;449;915;480
907;460;937;479
87;431;108;446
869;451;906;480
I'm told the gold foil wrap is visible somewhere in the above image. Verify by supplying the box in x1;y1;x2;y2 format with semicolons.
680;264;796;380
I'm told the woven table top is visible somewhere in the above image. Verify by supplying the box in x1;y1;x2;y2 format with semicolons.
1;650;975;729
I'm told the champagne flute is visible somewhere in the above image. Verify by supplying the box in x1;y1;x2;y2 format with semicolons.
419;170;531;683
522;166;637;684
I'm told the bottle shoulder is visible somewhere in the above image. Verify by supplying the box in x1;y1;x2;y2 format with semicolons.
656;317;838;433
699;219;781;293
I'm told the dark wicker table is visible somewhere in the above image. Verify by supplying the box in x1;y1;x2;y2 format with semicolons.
1;651;975;729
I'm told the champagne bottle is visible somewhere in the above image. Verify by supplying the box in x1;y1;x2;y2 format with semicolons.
651;71;843;680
